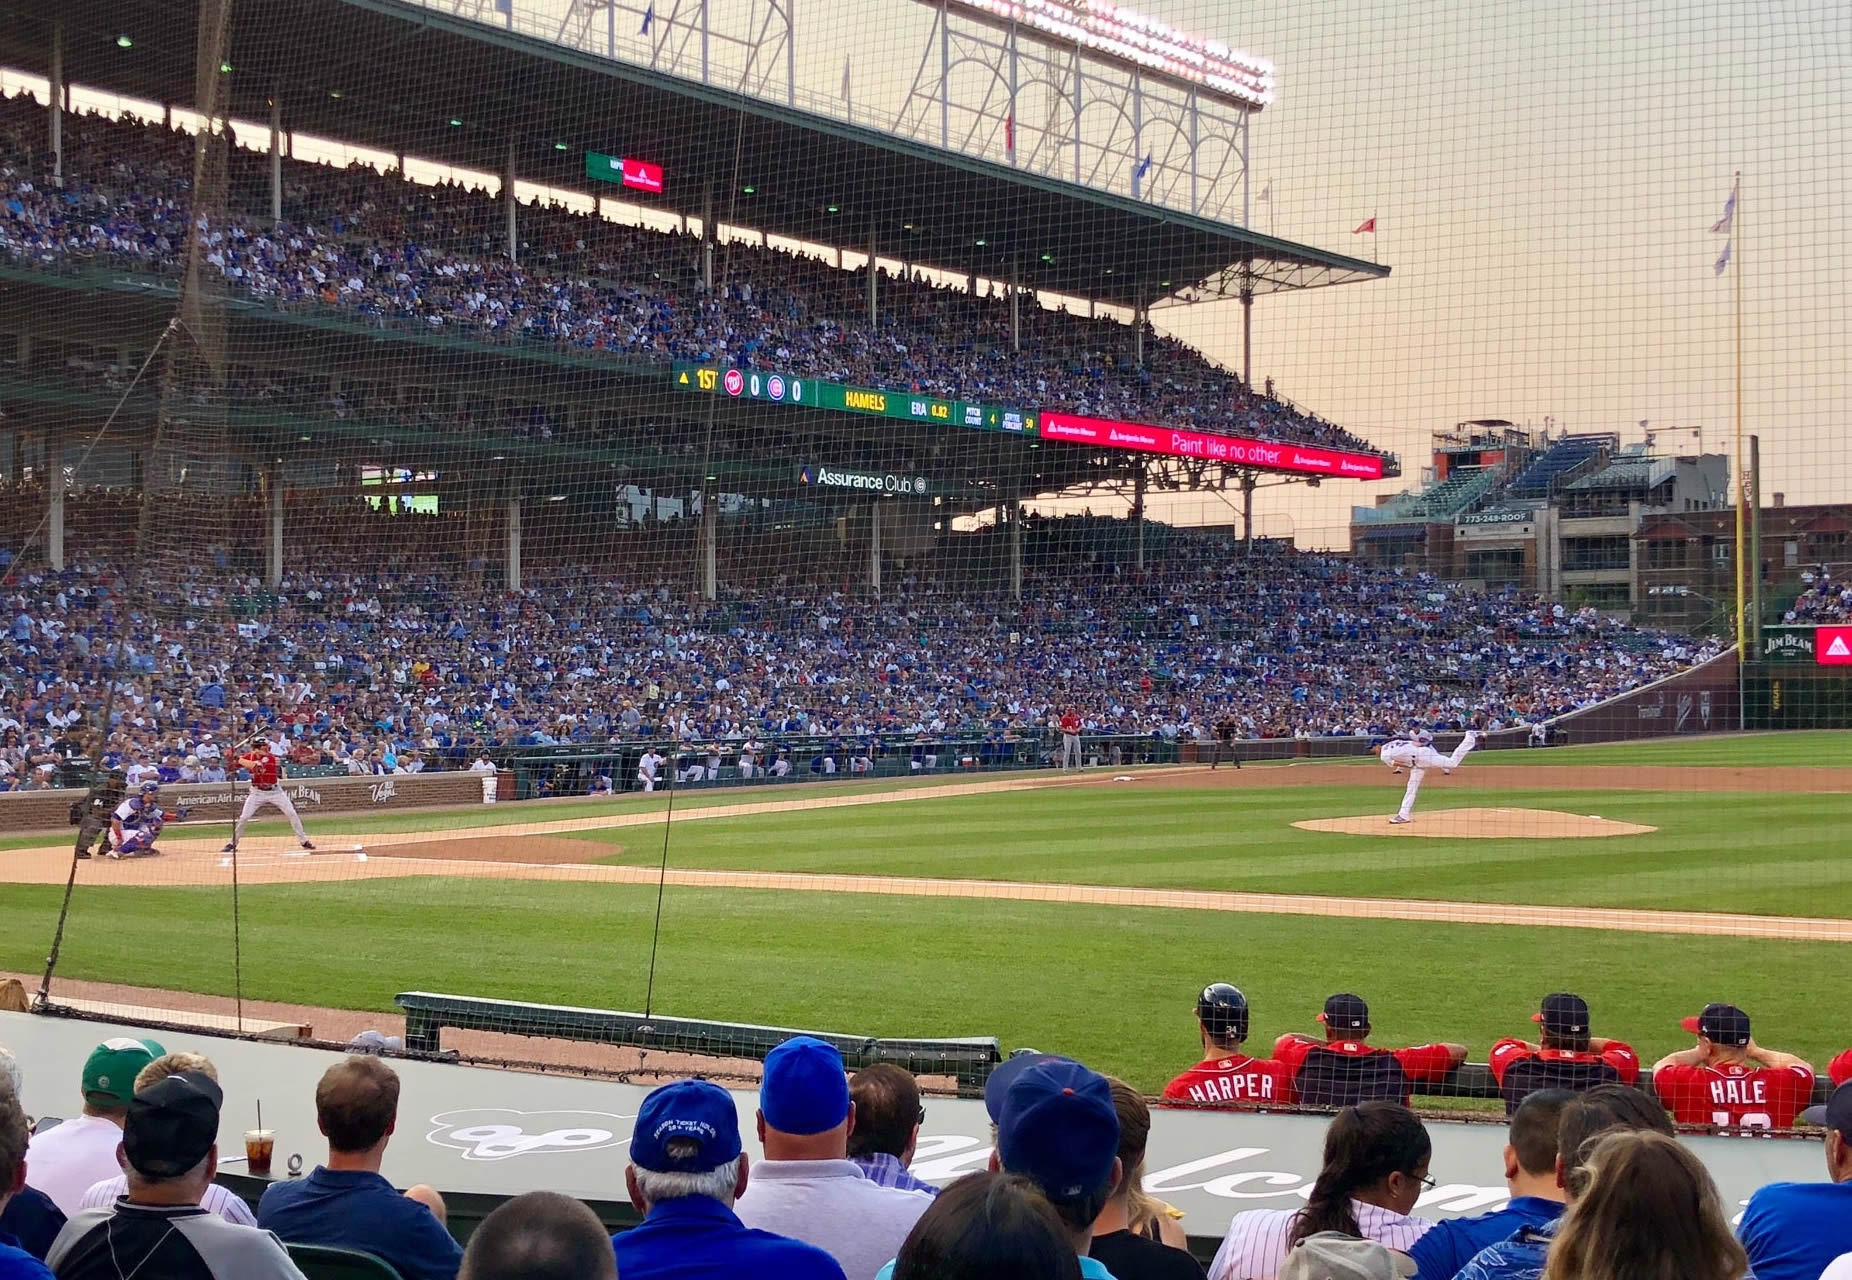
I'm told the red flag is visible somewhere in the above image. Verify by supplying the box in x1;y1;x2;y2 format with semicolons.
1005;112;1015;152
1353;217;1376;234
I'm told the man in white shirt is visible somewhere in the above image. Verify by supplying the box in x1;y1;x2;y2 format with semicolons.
734;1037;930;1280
25;1038;163;1215
76;1053;255;1226
637;749;664;793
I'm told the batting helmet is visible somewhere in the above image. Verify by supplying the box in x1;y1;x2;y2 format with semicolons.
139;780;161;794
1197;983;1250;1041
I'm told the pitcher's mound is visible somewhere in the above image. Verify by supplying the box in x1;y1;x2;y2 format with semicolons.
1294;807;1657;839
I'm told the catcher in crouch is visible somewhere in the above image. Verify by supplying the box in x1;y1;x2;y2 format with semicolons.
107;781;185;858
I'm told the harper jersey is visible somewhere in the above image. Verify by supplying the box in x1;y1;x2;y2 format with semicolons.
1488;1038;1641;1114
243;751;281;789
1273;1036;1459;1107
1161;1053;1295;1108
1653;1061;1817;1129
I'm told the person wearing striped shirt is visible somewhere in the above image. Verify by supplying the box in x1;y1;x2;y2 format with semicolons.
847;1066;940;1198
1208;1103;1434;1280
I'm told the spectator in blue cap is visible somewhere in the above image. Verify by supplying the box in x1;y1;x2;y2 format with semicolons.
616;1078;843;1280
735;1037;932;1280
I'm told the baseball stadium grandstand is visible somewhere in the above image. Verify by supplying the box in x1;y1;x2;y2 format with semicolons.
2;0;1851;1275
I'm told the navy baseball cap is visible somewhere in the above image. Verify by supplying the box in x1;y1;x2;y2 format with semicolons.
631;1080;743;1173
997;1059;1120;1204
1533;993;1590;1036
1319;994;1371;1031
1681;1003;1752;1047
1798;1080;1852;1132
984;1050;1077;1123
760;1036;850;1135
123;1071;222;1178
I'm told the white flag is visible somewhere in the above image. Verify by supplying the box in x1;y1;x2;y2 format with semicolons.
1257;180;1271;203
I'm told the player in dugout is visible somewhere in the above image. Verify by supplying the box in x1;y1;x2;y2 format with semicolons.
1272;994;1468;1107
1160;985;1293;1109
1488;993;1639;1115
1649;1003;1816;1129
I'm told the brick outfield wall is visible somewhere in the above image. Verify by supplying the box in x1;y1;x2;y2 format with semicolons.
0;772;492;833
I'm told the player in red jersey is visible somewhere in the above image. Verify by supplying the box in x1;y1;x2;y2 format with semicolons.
1272;993;1467;1107
1650;1003;1816;1129
1488;992;1640;1114
1058;707;1083;770
223;738;316;852
1160;983;1294;1108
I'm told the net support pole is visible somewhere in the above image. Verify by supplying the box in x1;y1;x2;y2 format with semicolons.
1240;274;1254;385
47;473;64;571
701;488;717;601
1133;298;1145;368
48;22;63;189
266;468;284;589
504;138;519;264
506;497;522;592
1749;434;1763;655
1010;261;1020;352
268;91;282;225
869;501;882;595
1132;465;1146;569
702;188;714;291
1009;499;1023;600
867;225;878;327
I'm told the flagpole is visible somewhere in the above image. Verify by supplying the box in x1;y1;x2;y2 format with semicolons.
1732;171;1745;668
1372;209;1378;264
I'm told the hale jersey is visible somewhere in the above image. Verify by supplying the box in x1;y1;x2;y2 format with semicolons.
1653;1061;1816;1128
1161;1053;1294;1107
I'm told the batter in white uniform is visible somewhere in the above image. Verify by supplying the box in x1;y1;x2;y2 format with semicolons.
1379;729;1479;823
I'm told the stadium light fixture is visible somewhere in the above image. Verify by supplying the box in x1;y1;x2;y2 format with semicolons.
219;61;233;73
116;34;133;48
974;238;987;246
903;222;917;231
448;117;463;127
329;90;343;99
553;141;569;151
947;0;1273;108
826;204;840;213
548;494;567;502
1040;253;1055;263
742;185;757;194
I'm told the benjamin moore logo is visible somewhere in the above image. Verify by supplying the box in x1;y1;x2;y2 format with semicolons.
799;465;929;495
427;1109;633;1161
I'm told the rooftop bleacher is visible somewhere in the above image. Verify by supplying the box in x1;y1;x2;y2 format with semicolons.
1506;433;1617;497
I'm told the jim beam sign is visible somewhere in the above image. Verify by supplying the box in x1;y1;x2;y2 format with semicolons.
1760;627;1815;663
799;464;930;496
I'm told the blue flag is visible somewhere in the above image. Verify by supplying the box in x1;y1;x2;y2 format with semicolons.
641;4;653;34
1134;153;1152;179
1714;240;1731;276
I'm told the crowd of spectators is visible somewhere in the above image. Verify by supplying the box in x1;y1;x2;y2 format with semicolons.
4;1019;1852;1280
0;521;1716;790
0;92;1382;459
1782;566;1852;624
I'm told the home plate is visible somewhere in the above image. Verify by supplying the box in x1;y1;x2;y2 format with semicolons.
1293;807;1657;839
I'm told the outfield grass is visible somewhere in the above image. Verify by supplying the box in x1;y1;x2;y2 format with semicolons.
7;879;1845;1095
1469;730;1852;767
573;785;1852;917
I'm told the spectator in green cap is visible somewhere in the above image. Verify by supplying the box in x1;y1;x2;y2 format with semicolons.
24;1038;162;1216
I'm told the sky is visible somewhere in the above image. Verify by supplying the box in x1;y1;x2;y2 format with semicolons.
15;0;1849;547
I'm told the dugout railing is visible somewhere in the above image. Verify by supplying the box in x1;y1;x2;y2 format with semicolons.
393;991;1004;1097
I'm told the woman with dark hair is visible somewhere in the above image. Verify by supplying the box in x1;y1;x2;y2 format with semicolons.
890;1171;1083;1280
1208;1102;1435;1280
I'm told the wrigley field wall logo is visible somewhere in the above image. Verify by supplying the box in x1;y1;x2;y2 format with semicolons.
799;464;930;496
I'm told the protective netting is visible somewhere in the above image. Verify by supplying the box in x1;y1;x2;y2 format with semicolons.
0;0;1846;1111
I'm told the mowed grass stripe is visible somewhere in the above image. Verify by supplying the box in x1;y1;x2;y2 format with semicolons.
6;879;1846;1096
577;785;1852;917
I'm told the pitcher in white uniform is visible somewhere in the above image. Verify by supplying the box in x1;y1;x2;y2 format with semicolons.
1379;728;1479;823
